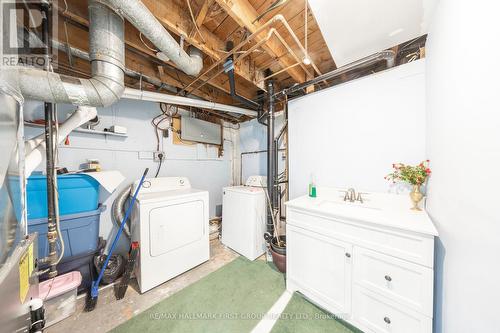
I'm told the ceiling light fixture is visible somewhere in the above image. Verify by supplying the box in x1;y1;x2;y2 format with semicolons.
303;0;311;66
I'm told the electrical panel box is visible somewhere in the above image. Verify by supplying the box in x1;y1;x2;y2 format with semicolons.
180;117;222;145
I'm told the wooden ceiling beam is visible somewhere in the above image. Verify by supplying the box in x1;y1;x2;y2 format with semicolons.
195;0;215;27
55;15;235;105
214;0;308;83
58;8;256;101
140;0;265;89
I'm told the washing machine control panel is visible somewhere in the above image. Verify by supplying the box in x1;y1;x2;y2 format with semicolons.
245;175;267;188
134;177;191;194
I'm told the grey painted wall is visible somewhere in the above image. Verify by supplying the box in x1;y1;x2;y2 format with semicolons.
23;98;235;253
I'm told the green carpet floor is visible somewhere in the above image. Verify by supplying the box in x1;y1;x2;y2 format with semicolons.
112;257;362;333
271;294;362;333
111;257;286;333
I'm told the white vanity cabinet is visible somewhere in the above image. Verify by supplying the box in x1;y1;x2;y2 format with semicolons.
286;191;438;333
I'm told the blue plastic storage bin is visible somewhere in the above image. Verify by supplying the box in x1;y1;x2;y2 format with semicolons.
27;173;100;219
28;206;103;260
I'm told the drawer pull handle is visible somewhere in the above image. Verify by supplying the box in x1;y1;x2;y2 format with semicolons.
345;253;351;258
384;275;392;282
384;317;391;324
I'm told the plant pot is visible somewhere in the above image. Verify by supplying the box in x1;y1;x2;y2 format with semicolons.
410;185;424;211
269;236;286;273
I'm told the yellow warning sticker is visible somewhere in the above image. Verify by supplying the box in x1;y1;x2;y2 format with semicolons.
28;243;33;276
18;243;33;304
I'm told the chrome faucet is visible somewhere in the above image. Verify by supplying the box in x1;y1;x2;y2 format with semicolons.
345;188;356;202
344;188;364;203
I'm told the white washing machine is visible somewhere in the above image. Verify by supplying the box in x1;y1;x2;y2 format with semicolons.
222;176;267;260
131;177;209;293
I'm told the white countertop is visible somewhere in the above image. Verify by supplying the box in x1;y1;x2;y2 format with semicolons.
286;188;438;236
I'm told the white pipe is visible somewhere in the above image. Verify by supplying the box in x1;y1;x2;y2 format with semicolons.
25;106;98;177
122;88;258;117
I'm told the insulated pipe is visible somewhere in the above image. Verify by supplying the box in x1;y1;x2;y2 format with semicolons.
101;0;203;76
282;50;396;96
18;1;125;107
122;88;257;116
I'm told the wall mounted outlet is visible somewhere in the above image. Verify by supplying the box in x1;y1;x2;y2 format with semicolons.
153;151;165;162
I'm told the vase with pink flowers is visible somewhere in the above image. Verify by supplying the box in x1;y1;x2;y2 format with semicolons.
385;160;432;211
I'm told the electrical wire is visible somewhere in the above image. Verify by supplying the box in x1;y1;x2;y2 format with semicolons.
304;0;308;55
139;32;159;52
186;0;206;43
151;103;178;176
155;157;163;178
252;0;290;23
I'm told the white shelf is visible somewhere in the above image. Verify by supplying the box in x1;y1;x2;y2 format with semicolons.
24;122;128;138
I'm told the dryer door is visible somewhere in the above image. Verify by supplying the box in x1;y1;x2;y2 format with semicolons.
149;199;205;257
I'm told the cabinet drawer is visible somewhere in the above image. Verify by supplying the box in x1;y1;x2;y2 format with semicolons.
287;209;434;267
352;286;432;333
353;247;433;316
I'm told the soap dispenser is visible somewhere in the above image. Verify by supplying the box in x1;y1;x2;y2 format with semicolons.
308;173;317;198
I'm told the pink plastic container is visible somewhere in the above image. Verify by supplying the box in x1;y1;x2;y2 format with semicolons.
38;271;82;327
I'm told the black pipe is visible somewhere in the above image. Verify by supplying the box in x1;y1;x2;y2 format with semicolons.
256;90;267;126
278;50;396;97
266;80;276;236
41;1;58;278
240;148;286;185
225;41;260;110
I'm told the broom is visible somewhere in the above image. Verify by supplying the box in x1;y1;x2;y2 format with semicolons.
85;168;149;311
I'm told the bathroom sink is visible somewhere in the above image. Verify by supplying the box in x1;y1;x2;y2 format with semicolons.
313;193;381;211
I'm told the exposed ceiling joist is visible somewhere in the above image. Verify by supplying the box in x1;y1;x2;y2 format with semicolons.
214;0;309;83
58;8;256;101
141;0;266;90
56;12;236;105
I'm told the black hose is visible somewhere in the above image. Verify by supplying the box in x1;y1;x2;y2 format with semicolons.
155;153;164;178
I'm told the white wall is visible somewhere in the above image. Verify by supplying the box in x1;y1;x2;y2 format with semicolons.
239;119;268;183
24;99;235;253
239;114;286;184
288;60;426;199
426;1;500;332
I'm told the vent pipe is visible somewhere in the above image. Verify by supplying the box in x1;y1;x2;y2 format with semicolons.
281;50;396;96
17;1;125;107
266;80;277;236
102;0;203;76
224;41;260;109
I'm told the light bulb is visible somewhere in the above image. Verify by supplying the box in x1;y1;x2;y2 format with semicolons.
302;55;312;65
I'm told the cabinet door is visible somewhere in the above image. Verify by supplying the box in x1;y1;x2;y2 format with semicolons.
287;225;352;316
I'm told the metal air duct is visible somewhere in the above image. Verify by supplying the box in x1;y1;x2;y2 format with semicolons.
17;0;125;107
102;0;203;76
